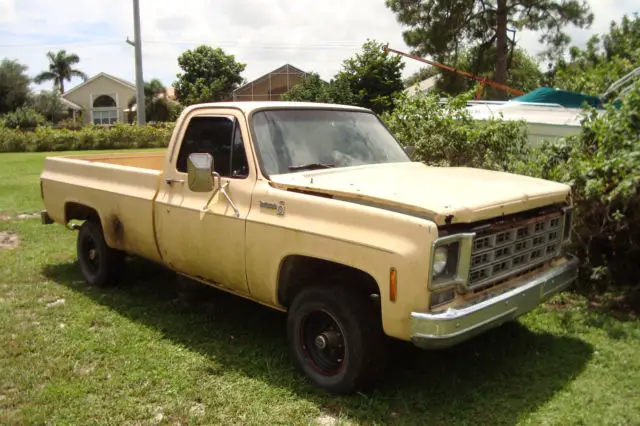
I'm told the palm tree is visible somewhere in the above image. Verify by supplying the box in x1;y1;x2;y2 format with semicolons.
33;50;88;94
127;79;171;122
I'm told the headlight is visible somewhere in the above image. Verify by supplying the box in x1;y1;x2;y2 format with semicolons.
433;246;448;276
429;233;475;291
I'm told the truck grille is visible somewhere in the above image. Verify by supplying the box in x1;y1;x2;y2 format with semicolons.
468;213;564;291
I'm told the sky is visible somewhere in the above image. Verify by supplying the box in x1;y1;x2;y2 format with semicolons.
0;0;637;93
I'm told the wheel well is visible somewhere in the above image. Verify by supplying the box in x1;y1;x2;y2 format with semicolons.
277;255;380;308
65;202;100;225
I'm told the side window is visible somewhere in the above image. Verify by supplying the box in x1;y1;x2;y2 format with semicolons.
176;116;249;179
230;124;249;178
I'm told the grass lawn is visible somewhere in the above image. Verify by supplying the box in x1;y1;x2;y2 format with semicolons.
1;151;639;425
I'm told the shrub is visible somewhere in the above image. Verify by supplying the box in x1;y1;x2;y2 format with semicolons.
1;107;47;130
28;91;69;123
0;122;174;153
54;117;85;130
381;92;530;172
524;84;640;293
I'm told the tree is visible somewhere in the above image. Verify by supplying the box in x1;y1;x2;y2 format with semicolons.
435;46;543;97
551;13;640;96
33;50;88;94
283;41;404;113
28;90;68;123
0;59;31;114
173;46;246;105
144;78;166;98
335;39;405;113
281;73;359;105
127;78;174;122
385;0;593;98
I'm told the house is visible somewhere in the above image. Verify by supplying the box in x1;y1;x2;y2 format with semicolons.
403;75;440;97
232;64;308;101
62;72;137;125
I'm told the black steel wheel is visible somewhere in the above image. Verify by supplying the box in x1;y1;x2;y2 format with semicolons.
300;309;346;376
77;220;125;287
287;285;386;394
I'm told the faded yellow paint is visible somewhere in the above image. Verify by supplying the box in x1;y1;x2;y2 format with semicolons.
269;162;571;226
40;101;573;342
41;155;163;263
66;151;167;170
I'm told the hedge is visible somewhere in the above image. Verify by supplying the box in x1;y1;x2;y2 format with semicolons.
381;93;530;172
0;122;174;153
527;83;640;294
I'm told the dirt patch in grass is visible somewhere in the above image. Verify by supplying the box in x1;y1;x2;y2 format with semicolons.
0;231;19;249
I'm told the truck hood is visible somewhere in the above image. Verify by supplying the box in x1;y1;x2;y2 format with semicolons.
269;162;571;225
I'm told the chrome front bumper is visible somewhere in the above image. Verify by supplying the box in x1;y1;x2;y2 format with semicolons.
410;256;579;349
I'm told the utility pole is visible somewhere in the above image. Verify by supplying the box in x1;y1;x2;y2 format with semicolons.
127;0;146;125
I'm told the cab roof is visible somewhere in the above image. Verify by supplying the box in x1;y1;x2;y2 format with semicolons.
181;101;372;115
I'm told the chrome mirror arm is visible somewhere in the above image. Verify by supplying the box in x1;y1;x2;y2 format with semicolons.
200;172;240;218
201;172;221;212
219;182;240;218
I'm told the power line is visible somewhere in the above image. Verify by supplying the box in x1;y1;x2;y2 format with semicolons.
0;39;364;50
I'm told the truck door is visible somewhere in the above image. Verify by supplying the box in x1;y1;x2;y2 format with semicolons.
154;110;254;294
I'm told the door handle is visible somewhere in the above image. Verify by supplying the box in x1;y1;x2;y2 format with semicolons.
165;178;184;185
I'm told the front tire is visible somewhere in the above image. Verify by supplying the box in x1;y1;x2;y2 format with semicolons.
287;285;386;394
76;220;125;287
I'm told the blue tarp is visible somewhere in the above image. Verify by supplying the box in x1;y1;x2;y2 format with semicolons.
511;87;605;109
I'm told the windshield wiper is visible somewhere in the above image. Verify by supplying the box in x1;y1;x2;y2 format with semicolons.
288;163;335;171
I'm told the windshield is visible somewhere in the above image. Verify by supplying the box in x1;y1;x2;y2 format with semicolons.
251;109;410;176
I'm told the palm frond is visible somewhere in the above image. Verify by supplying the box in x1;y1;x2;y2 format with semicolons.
64;53;81;65
33;71;57;84
69;69;88;81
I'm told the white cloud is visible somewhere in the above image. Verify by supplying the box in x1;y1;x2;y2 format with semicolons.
0;0;636;93
0;0;16;24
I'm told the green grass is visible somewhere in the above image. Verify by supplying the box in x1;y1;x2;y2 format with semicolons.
1;151;639;425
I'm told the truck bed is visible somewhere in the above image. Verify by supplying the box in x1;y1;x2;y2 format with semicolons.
64;151;167;171
40;151;166;263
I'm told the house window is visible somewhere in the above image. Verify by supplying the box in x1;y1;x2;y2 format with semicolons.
93;110;118;125
92;94;118;125
93;95;116;107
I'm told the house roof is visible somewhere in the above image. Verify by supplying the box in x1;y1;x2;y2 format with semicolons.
62;72;136;97
59;97;82;110
232;64;309;94
404;75;440;96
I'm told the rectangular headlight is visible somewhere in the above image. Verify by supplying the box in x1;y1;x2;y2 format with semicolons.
429;233;475;290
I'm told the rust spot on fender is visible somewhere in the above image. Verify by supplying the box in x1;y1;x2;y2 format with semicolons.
107;215;125;246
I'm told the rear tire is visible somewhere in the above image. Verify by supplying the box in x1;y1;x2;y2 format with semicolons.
76;220;125;287
287;285;386;394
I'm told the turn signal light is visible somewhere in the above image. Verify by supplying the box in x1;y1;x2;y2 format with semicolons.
390;267;397;302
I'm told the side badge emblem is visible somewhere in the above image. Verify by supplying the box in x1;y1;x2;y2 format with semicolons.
260;201;286;216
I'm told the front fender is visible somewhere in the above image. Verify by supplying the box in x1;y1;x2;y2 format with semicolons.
245;182;438;340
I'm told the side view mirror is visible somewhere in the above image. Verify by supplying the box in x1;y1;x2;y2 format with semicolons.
187;153;214;192
403;146;417;159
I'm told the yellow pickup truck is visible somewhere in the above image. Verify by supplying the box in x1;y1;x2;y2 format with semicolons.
40;101;578;394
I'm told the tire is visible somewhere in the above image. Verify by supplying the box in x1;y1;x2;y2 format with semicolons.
287;285;387;394
76;220;125;287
